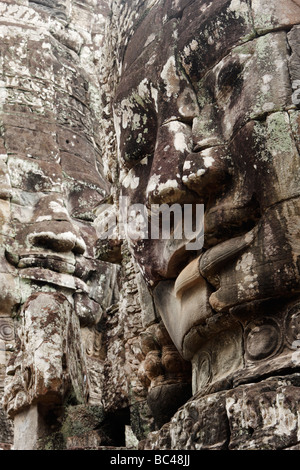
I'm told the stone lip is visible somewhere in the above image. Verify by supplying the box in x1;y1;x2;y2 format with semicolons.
18;253;75;275
153;276;213;358
11;250;94;293
175;227;254;296
153;228;255;356
18;267;89;293
174;256;201;298
199;229;255;280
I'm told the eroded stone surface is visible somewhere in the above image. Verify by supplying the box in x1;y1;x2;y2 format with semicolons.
111;0;300;452
3;292;88;417
1;0;300;452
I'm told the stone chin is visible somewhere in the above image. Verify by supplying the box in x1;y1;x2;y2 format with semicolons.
3;291;89;418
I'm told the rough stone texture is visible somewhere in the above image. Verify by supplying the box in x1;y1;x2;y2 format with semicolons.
0;0;300;452
3;292;89;417
110;0;300;452
139;374;300;450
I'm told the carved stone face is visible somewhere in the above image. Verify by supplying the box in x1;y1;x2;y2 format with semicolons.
0;4;113;416
114;0;300;393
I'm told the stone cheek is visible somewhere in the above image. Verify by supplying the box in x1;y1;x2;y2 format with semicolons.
3;292;88;417
153;269;214;359
205;199;300;314
178;0;256;83
195;32;292;141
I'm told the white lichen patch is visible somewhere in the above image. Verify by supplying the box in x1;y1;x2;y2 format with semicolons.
138;78;149;99
132;113;141;129
183;45;191;57
236;252;254;273
146;173;161;194
156;179;178;193
49;200;68;215
144;33;156;47
262;102;275;113
167;121;192;153
27;230;86;253
203;155;215;168
174;132;188;152
0;80;8;111
122;172;140;190
113;110;122;156
190;39;198;51
229;0;249;15
120;99;135;129
36;215;52;222
265;393;298;437
160;56;180;98
182;168;206;184
263;74;273;84
150;85;158;112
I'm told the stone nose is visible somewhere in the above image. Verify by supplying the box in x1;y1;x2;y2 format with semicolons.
27;196;86;255
28;221;86;254
145;121;196;205
181;146;232;199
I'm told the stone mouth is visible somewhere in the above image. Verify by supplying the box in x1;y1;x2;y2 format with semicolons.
173;228;255;296
18;266;89;293
18;253;75;275
199;228;255;280
16;253;89;293
174;256;202;298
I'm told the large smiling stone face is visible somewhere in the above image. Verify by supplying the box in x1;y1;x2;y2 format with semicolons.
0;1;116;416
114;0;300;393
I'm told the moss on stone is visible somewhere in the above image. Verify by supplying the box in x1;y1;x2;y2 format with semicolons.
61;404;105;439
38;432;65;451
267;112;294;155
130;400;156;441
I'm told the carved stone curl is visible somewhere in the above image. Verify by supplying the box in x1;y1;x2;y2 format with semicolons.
138;322;191;427
245;318;282;362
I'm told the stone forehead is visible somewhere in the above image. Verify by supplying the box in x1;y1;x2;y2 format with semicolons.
119;0;300;91
115;4;289;119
